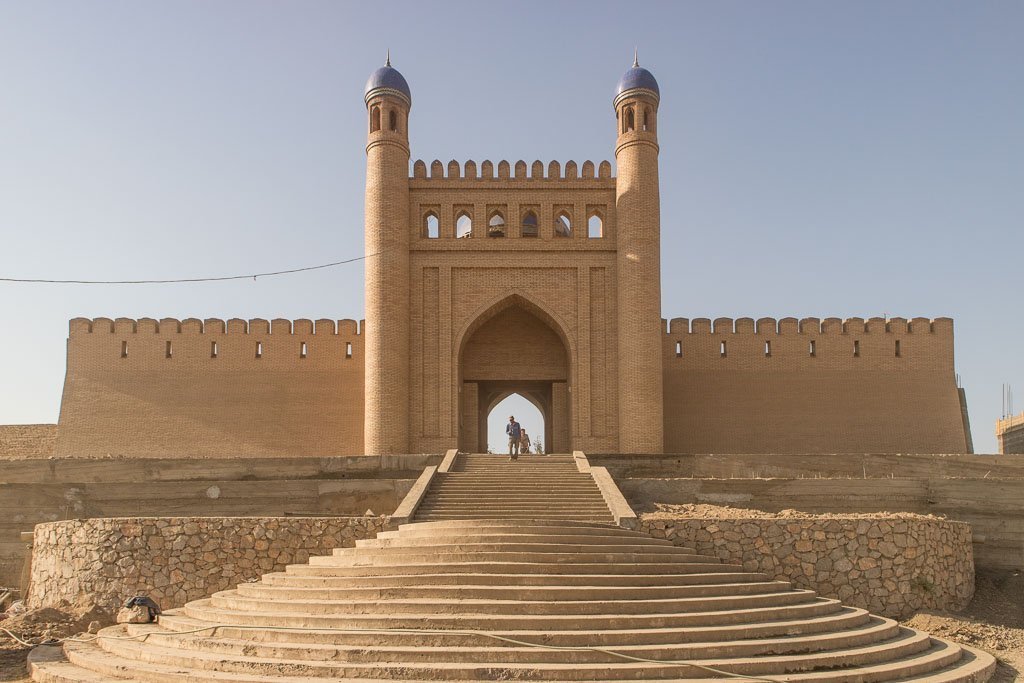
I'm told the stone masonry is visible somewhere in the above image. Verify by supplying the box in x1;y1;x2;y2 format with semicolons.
27;516;389;614
640;514;974;619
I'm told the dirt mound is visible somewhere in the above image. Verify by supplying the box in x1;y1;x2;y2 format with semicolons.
644;502;945;520
906;569;1024;682
0;605;112;682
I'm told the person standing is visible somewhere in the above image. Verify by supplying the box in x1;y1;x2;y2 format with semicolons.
506;415;522;461
520;428;531;454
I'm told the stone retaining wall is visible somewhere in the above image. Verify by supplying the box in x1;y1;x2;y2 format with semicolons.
639;514;973;619
27;516;389;613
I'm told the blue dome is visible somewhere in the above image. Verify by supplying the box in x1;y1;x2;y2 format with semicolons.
615;64;660;104
364;64;411;105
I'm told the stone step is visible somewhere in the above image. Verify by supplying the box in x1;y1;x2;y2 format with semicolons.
154;606;873;647
413;515;615;522
182;596;845;630
235;579;794;602
262;570;772;588
87;626;950;680
209;587;817;616
340;542;698;555
123;616;901;663
309;551;721;567
290;559;741;577
360;532;676;547
45;637;992;683
395;520;621;532
414;502;610;509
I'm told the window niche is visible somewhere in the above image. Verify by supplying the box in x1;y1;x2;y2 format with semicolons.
487;211;506;237
587;212;603;238
521;210;539;237
554;211;572;238
455;211;473;238
423;211;439;239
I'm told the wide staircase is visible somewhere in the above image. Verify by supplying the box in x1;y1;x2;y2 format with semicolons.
415;454;613;523
30;455;995;682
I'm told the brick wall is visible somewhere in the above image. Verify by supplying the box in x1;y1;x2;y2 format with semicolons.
662;316;969;454
56;317;364;457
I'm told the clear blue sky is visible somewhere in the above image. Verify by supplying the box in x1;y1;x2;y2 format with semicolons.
0;1;1021;454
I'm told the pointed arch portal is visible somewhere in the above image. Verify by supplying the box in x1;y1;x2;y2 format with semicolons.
457;295;571;453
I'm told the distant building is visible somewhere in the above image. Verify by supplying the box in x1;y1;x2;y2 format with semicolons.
997;413;1024;454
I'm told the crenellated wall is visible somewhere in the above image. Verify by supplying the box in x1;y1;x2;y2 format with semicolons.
56;317;365;458
411;159;613;181
662;316;970;454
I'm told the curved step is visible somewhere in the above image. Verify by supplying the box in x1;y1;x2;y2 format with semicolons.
154;606;874;647
209;587;818;616
123;616;902;663
234;579;796;602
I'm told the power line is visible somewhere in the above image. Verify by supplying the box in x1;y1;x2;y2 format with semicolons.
0;251;381;285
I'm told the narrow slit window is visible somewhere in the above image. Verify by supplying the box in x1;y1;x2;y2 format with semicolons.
853;340;860;357
300;341;307;358
720;341;727;357
121;341;128;358
675;341;682;358
765;340;771;357
345;342;353;359
256;341;263;359
211;341;218;358
809;340;816;357
370;106;381;133
388;110;397;132
165;340;172;359
895;339;902;357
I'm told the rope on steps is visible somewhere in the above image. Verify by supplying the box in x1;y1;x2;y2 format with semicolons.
5;622;789;682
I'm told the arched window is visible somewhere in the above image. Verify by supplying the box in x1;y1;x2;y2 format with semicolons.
521;211;538;237
370;105;381;133
554;211;572;237
642;108;650;131
424;212;439;239
456;212;473;238
388;110;398;132
587;212;603;238
488;212;506;237
624;107;635;133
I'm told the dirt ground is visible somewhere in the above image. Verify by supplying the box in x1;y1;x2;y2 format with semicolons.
1;571;1021;682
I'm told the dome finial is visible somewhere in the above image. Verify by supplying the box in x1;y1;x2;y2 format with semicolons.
633;47;639;68
385;48;391;67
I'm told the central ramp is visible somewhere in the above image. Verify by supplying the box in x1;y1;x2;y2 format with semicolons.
414;453;614;523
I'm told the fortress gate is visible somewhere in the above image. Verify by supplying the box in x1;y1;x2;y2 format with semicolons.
362;58;666;455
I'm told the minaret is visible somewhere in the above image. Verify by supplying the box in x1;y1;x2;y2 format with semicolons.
363;54;411;455
614;53;665;453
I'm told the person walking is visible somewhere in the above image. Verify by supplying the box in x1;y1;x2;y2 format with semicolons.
506;415;522;461
519;428;531;454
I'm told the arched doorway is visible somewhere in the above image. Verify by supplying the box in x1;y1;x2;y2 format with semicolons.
487;393;544;454
457;296;571;454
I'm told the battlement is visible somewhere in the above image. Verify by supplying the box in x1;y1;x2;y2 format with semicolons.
663;316;953;336
411;159;613;181
70;317;364;336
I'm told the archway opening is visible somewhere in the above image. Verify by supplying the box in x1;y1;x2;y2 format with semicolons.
487;393;544;454
457;297;571;454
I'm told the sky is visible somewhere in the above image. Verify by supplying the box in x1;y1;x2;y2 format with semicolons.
0;1;1021;454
